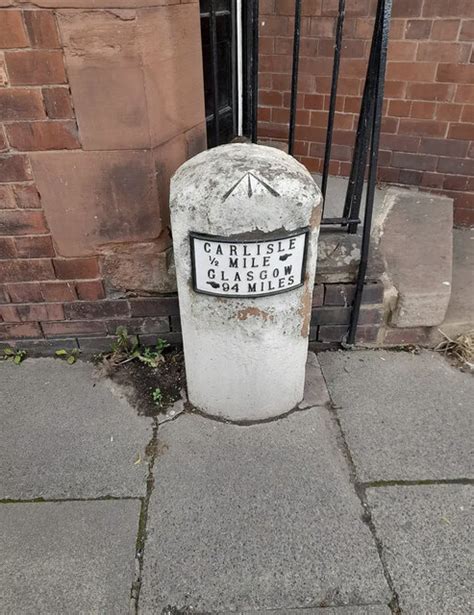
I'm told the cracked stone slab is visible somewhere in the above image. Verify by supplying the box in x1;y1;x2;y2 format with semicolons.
224;608;390;615
0;500;140;614
318;350;473;482
140;411;390;612
367;485;472;614
0;359;152;499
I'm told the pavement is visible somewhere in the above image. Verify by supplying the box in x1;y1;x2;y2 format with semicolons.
0;350;472;614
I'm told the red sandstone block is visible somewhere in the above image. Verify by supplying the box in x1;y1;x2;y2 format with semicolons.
14;184;41;209
24;10;60;49
105;317;170;336
311;306;351;326
0;10;28;48
0;186;16;209
399;169;422;185
0;155;32;183
63;300;129;320
42;87;74;119
0;286;8;303
17;303;64;322
6;282;42;303
6;121;80;151
75;280;105;301
436;63;474;85
0;259;54;283
381;133;420;155
378;166;400;183
309;17;334;37
260;15;291;36
15;235;54;258
53;258;99;280
42;320;107;338
404;20;432;40
0;210;48;235
384;81;406;99
275;0;321;15
323;0;370;17
40;281;76;302
0;89;46;122
325;283;384;306
5;50;66;86
0;322;42;340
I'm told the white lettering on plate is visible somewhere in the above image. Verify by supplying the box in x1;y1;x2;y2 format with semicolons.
191;231;308;297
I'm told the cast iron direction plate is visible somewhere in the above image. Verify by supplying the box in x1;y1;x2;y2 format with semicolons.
190;228;309;298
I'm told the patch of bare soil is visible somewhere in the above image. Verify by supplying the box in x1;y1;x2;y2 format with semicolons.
104;349;186;417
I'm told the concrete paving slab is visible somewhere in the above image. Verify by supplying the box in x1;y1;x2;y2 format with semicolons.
0;499;140;614
140;411;390;613
318;350;473;482
367;485;472;614
0;359;152;499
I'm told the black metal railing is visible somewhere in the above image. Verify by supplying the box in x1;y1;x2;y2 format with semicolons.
242;0;393;344
202;0;393;344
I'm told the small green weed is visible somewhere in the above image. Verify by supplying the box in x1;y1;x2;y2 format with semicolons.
106;326;169;368
2;347;27;365
151;387;163;406
55;348;80;364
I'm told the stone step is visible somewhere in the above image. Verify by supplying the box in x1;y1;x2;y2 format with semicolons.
379;188;453;329
432;227;474;342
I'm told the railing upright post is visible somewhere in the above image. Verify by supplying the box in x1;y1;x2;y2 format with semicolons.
209;0;220;147
251;0;259;143
321;0;346;211
347;0;392;345
288;0;302;156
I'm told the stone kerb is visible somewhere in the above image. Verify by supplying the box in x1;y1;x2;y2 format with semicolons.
170;143;322;421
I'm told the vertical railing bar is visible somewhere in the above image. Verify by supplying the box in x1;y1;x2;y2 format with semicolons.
343;0;384;233
288;0;302;156
347;0;392;345
321;0;346;210
210;0;220;146
251;0;259;143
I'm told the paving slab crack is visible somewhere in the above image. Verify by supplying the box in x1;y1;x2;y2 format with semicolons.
186;401;328;427
318;360;402;614
130;417;159;613
0;496;141;504
362;478;473;489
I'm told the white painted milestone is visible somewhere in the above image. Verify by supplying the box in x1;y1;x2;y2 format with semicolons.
170;143;322;421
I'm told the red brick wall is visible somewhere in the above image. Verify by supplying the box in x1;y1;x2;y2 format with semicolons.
258;0;474;226
0;3;206;349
